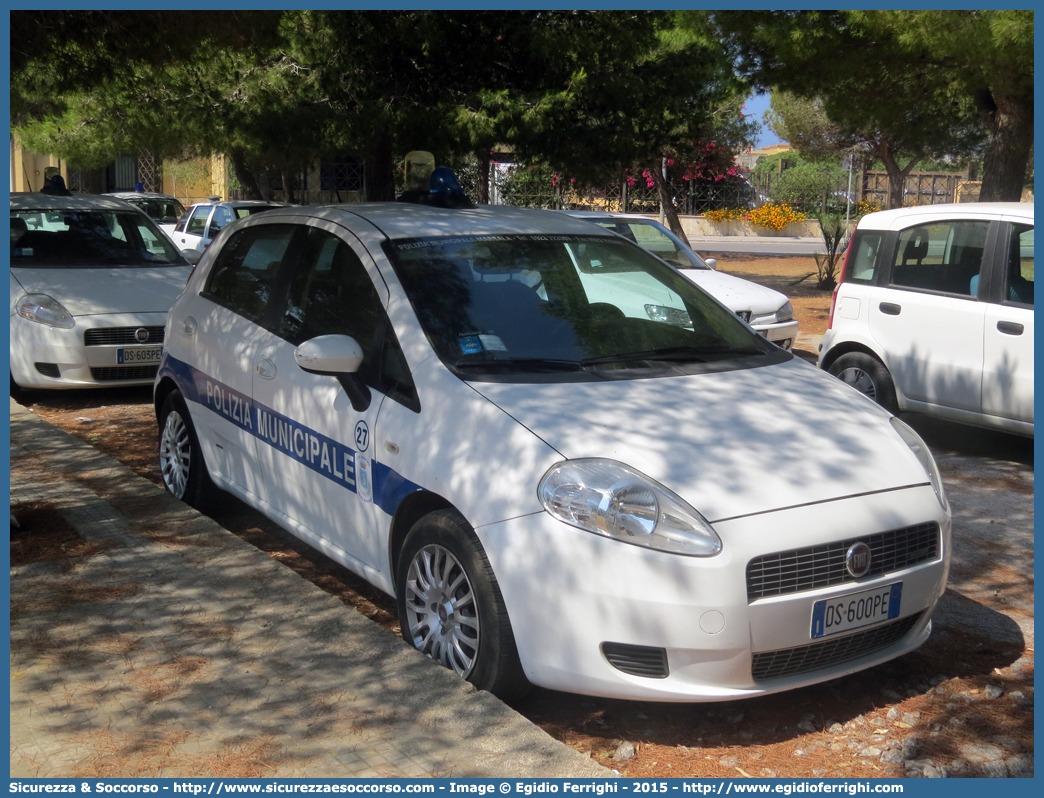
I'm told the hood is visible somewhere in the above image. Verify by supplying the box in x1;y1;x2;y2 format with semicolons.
679;268;788;315
468;357;929;522
10;265;192;316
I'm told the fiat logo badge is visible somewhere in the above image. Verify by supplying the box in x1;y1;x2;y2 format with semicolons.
134;328;150;343
845;542;872;578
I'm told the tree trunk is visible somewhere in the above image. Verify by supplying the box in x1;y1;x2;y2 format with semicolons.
651;160;690;247
978;90;1033;202
364;131;395;201
229;149;266;201
281;169;295;204
877;142;919;210
475;154;491;205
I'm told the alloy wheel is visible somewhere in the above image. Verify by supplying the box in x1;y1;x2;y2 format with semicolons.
403;543;480;677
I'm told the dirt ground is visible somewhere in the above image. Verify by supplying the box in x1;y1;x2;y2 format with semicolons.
12;257;1033;778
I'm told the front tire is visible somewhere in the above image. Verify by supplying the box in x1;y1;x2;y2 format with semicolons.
828;352;899;414
158;390;218;510
396;509;529;700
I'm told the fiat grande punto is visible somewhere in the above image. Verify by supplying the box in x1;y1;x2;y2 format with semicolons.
154;182;951;701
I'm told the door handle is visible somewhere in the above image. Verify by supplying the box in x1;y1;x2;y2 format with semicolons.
997;321;1024;336
256;357;277;379
879;302;902;316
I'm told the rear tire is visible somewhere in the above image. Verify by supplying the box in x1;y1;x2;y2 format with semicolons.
158;390;218;510
828;352;899;414
396;509;530;701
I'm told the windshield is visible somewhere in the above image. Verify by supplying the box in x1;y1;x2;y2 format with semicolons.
126;197;186;224
386;234;781;382
592;219;709;270
11;210;188;268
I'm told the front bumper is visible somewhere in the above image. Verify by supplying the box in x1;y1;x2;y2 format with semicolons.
10;311;169;389
477;484;949;701
753;318;800;350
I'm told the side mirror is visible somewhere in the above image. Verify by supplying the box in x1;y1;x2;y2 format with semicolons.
704;258;717;270
294;335;370;411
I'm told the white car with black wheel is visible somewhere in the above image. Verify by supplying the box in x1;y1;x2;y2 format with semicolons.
10;193;192;390
820;202;1033;437
562;211;799;350
154;166;951;701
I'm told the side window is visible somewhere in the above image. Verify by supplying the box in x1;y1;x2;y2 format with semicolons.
891;221;989;297
1004;224;1034;306
281;228;416;406
186;206;211;236
208;206;235;236
844;231;883;283
204;224;297;321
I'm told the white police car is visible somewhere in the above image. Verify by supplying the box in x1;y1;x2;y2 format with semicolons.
155;165;951;701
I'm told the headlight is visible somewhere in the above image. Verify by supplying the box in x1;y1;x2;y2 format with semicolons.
645;304;692;326
890;418;948;512
18;294;75;329
775;300;794;322
537;459;722;556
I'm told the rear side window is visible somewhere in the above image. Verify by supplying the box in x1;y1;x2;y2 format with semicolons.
890;221;989;297
844;231;884;283
1004;224;1034;306
208;206;235;235
204;224;297;322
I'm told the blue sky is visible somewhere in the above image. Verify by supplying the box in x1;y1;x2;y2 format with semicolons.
744;92;783;149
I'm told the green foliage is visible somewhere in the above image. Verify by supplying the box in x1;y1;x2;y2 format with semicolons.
12;11;757;202
711;10;1030;203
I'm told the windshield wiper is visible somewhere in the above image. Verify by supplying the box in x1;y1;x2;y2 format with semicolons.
454;357;583;372
581;346;761;366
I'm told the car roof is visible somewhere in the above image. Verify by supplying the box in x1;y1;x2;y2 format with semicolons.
103;192;180;201
10;193;144;213
259;202;619;240
857;202;1033;230
188;199;289;208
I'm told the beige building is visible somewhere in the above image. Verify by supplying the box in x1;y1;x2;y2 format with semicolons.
10;136;365;205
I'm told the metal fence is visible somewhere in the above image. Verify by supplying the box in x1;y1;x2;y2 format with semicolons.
749;170;963;214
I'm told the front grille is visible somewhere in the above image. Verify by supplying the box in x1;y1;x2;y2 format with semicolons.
91;365;160;382
746;522;940;601
602;642;670;679
84;326;165;346
34;362;60;378
751;611;923;681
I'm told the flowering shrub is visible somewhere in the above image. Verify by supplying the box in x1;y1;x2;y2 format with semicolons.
704;207;746;223
745;202;808;231
854;197;884;217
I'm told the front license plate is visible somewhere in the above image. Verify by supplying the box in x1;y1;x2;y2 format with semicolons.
117;347;162;364
810;582;902;639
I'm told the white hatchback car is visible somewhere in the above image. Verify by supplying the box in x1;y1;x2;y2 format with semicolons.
103;192;186;237
563;211;799;349
155;187;950;701
11;194;192;390
820;203;1033;437
171;199;287;261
